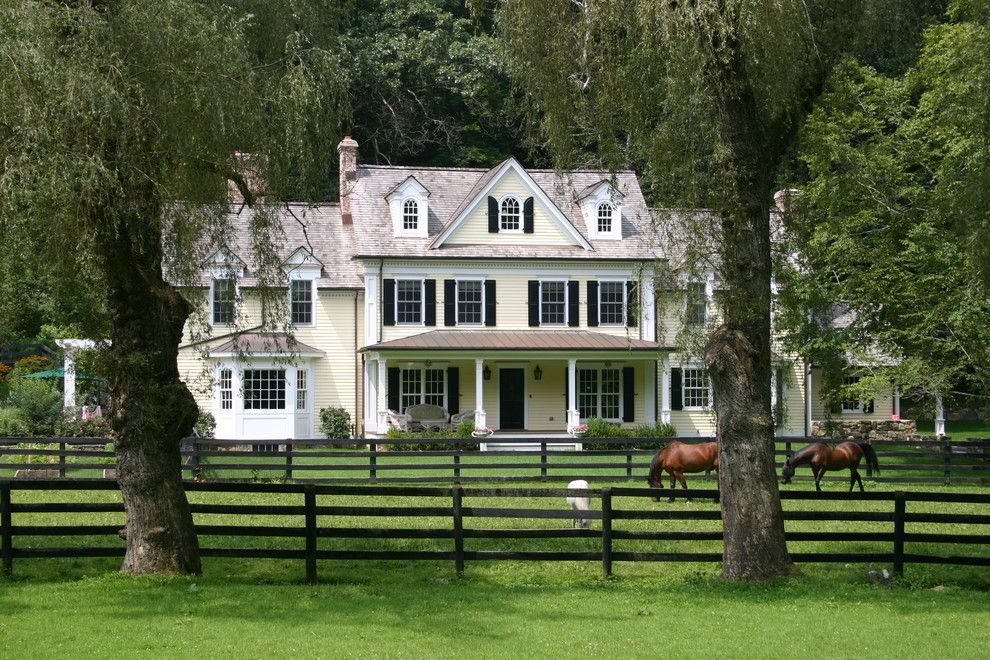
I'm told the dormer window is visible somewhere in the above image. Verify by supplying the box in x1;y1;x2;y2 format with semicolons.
499;196;521;231
212;276;236;325
402;199;419;231
597;202;614;234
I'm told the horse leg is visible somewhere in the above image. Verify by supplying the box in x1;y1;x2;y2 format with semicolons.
814;468;823;491
677;473;690;503
668;471;677;502
854;468;865;493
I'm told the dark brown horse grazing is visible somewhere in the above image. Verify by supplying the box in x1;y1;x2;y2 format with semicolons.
647;441;719;501
780;441;880;491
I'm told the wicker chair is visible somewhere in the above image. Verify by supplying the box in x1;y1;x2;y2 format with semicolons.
385;409;412;432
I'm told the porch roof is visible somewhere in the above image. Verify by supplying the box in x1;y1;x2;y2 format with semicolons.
209;332;324;357
362;330;670;353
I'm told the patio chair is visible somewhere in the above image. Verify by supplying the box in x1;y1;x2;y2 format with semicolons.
450;410;476;429
405;404;449;431
386;409;412;432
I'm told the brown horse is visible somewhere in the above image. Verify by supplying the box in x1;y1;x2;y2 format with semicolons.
647;441;719;501
780;441;880;491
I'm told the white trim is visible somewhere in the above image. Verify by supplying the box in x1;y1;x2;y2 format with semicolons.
498;194;524;233
431;158;593;250
538;279;569;328
660;356;671;424
575;365;623;423
288;279;316;328
454;278;486;327
209;276;238;328
367;260;640;278
597;279;627;327
395;277;426;326
681;364;712;411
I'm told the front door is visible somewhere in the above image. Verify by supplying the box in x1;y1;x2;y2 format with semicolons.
499;368;525;430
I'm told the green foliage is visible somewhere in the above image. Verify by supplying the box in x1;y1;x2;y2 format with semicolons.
382;426;478;451
6;378;62;436
582;418;627;439
56;416;113;439
0;407;30;437
319;407;352;439
194;412;216;439
633;422;678;439
455;418;475;438
582;419;677;450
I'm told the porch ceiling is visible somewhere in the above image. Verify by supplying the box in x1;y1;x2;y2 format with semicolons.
362;329;671;353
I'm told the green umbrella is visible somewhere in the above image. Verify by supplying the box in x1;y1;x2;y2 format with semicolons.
20;368;107;382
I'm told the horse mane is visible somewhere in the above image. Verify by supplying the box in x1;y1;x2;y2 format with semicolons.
647;445;669;486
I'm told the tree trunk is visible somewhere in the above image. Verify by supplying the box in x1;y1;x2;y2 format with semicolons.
97;204;201;575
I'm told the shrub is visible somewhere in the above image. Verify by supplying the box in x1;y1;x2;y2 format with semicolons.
11;354;51;377
382;426;478;451
194;411;216;438
0;407;30;436
319;407;352;439
57;416;113;438
631;421;677;450
583;417;627;438
6;377;62;436
455;418;475;438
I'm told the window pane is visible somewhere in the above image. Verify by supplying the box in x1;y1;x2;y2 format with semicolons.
213;278;235;324
219;369;232;411
396;280;422;324
599;281;625;325
403;199;418;230
457;280;483;324
540;281;566;325
291;280;313;324
601;369;621;420
296;369;307;411
500;197;520;231
243;369;286;410
578;369;598;419
597;202;613;233
424;369;445;407
400;368;422;413
683;368;710;409
687;282;707;325
841;375;860;411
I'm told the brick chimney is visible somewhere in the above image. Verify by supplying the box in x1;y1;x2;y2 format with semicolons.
338;136;358;225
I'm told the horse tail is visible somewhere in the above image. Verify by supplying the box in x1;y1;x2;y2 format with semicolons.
858;442;880;476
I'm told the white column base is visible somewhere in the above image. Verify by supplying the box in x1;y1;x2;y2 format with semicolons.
474;410;487;431
566;409;580;433
661;410;671;425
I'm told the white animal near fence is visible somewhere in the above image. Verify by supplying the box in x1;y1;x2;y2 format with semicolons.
566;479;591;529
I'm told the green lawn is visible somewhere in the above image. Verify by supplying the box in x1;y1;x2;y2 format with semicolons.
916;419;990;439
1;480;988;658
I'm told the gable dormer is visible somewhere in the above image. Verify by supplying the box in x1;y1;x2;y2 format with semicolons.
576;181;624;241
431;158;592;249
282;247;323;279
204;246;246;279
385;175;430;238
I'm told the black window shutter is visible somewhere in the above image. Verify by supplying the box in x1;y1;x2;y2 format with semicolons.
444;280;456;326
670;367;683;411
424;280;436;326
528;280;540;327
587;281;599;327
447;367;460;415
626;280;638;327
383;279;396;326
622;367;635;422
865;399;875;414
484;280;497;326
488;196;499;233
387;367;401;411
567;281;579;327
829;399;842;414
523;197;534;233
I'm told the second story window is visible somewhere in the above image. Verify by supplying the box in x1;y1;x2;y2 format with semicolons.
499;196;521;231
402;199;418;231
396;279;423;324
682;367;711;409
540;281;566;325
457;280;483;324
599;281;626;325
290;280;313;325
212;277;235;325
597;202;614;234
686;281;707;326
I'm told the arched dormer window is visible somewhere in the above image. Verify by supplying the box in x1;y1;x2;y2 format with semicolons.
402;199;419;231
499;196;521;231
597;202;614;234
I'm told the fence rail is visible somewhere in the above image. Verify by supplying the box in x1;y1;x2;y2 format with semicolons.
1;479;987;581
1;436;989;485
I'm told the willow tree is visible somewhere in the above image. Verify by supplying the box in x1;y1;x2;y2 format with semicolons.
0;1;347;574
485;0;940;579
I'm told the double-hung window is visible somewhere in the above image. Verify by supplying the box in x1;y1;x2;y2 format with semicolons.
599;281;626;325
499;197;521;231
686;281;707;326
290;280;314;325
296;369;308;411
540;281;566;326
577;368;621;421
682;367;711;409
457;280;484;325
400;367;445;412
841;375;862;412
396;279;423;324
212;277;236;325
219;369;232;411
243;369;286;410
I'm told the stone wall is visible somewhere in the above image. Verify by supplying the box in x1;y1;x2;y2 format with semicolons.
811;419;917;442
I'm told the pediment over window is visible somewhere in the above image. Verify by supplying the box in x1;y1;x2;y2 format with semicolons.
575;181;624;241
203;246;246;278
282;247;323;280
385;176;430;238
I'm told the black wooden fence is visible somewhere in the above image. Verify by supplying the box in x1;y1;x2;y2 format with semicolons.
2;479;988;582
2;436;989;485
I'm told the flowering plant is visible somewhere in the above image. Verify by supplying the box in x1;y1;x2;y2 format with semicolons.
471;426;494;437
572;423;588;433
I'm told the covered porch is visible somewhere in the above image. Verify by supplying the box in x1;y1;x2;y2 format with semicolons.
361;330;669;438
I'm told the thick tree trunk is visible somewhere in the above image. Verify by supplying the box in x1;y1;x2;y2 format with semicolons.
97;207;201;575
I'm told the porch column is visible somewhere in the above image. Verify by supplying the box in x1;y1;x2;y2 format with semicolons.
643;360;656;424
474;359;486;430
660;355;671;424
376;357;388;434
805;361;813;437
892;386;901;420
641;276;656;342
566;358;579;432
935;393;946;437
364;359;377;434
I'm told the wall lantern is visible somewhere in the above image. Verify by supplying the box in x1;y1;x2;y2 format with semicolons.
483;364;492;380
534;365;543;381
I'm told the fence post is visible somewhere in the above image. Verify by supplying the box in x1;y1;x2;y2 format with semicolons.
304;484;317;584
285;442;293;481
1;482;12;575
191;440;201;481
601;487;613;578
452;485;464;578
369;442;378;483
893;491;905;577
453;446;461;484
540;442;548;482
58;441;66;478
942;438;952;485
625;445;633;481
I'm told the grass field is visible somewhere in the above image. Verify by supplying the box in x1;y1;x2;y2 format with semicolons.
916;419;990;439
1;480;988;658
